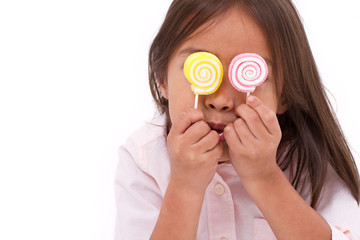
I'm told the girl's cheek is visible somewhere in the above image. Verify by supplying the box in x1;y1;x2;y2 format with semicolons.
251;80;278;111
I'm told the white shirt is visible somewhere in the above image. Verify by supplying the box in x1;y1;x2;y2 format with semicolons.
115;116;360;239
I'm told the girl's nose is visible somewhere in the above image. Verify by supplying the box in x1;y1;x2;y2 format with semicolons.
205;80;236;112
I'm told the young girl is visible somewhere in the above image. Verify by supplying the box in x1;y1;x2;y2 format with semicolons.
115;0;360;239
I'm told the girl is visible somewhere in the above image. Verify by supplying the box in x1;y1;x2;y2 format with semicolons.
115;0;360;239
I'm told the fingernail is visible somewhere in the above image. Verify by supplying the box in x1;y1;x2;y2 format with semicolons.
224;125;231;133
247;95;255;103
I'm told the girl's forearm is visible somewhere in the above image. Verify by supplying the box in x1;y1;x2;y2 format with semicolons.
150;181;204;240
243;166;331;240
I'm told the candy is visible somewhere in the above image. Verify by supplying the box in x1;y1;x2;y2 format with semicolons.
184;52;223;108
228;53;268;94
184;52;223;95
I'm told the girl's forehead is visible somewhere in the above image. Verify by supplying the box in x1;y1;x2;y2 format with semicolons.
174;8;271;62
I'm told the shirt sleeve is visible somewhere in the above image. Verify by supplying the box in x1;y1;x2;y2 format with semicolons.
330;224;360;240
114;146;163;240
317;166;360;240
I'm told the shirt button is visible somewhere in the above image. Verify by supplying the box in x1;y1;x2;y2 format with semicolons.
214;183;225;195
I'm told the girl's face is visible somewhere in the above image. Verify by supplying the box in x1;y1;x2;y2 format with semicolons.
161;7;284;162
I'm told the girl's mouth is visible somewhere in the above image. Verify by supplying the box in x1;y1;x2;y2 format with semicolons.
208;122;226;142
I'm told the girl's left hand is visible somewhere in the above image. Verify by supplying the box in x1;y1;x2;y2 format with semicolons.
224;96;282;185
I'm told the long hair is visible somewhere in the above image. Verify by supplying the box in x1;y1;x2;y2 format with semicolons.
148;0;360;208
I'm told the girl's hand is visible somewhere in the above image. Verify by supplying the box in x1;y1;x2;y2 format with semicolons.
167;109;223;195
224;96;282;185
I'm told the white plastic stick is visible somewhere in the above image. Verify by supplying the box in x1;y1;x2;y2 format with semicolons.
194;94;199;109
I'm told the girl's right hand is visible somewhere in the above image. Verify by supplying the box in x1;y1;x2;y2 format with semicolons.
166;109;223;196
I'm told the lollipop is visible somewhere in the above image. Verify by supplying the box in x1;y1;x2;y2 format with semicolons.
228;53;268;96
184;52;223;108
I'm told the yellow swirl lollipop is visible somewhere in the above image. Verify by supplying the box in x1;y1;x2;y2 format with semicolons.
184;52;223;108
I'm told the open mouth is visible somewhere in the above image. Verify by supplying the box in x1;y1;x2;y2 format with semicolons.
208;122;226;142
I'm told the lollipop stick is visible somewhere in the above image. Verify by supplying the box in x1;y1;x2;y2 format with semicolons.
194;94;199;109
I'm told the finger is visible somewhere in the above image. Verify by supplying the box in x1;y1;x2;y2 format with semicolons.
223;123;243;150
203;142;224;161
246;96;281;136
193;130;219;153
235;104;267;139
170;109;205;135
183;120;212;144
233;117;255;146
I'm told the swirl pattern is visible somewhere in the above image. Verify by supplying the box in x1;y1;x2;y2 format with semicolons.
228;53;268;93
184;52;223;95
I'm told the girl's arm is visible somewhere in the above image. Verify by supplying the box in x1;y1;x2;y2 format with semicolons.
150;109;223;240
244;166;331;240
224;96;331;240
149;180;205;240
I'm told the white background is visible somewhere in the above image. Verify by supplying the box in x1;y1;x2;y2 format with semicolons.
0;0;359;239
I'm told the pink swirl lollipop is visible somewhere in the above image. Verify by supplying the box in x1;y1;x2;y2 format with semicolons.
228;53;268;95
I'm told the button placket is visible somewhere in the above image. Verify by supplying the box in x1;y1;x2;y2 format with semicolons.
207;174;237;240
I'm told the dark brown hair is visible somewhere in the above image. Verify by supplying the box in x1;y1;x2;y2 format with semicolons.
148;0;360;208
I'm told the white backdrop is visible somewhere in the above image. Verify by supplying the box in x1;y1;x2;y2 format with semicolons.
0;0;359;239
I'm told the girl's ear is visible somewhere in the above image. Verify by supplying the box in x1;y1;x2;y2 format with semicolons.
159;79;168;99
277;97;288;114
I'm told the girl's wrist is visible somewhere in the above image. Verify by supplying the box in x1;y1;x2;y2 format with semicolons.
167;177;207;203
232;155;280;187
240;164;284;197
